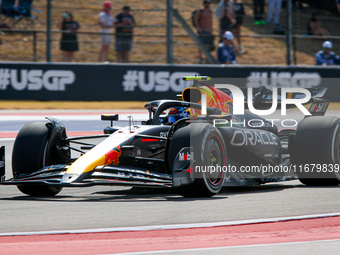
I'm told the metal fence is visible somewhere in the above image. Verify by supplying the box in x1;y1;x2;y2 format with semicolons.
0;1;339;65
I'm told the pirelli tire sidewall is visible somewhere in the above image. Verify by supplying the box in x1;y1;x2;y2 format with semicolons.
191;123;227;194
291;116;340;186
173;123;227;197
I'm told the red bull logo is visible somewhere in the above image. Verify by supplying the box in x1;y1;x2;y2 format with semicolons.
204;85;233;114
182;85;233;116
223;99;233;114
104;145;122;165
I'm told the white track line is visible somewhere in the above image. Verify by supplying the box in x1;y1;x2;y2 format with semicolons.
1;212;340;237
0;113;149;121
0;138;15;142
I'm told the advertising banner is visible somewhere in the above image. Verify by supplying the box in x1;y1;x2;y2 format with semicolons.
0;63;339;101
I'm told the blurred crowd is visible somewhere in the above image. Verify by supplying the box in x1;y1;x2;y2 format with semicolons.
193;0;340;65
57;1;135;63
3;0;338;65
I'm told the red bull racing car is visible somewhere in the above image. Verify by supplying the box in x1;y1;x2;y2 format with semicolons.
0;76;339;197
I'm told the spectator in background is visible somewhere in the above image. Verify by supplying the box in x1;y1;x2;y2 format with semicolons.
215;0;234;20
336;0;340;16
216;0;235;43
195;0;213;63
98;1;113;62
113;6;136;63
253;0;266;25
57;11;80;62
316;41;340;66
217;31;238;64
292;0;304;11
232;0;246;54
266;0;282;27
307;12;329;38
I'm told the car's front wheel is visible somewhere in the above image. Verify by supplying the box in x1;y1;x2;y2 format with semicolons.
170;123;227;197
12;122;65;196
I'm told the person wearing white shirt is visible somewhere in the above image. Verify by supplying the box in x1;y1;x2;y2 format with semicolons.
98;1;114;62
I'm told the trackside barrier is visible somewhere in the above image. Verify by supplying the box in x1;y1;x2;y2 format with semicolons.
0;63;339;101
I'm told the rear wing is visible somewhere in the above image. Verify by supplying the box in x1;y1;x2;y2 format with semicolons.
233;87;328;111
250;87;327;104
308;97;329;116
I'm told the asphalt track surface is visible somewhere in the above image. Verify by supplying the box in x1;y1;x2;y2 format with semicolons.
1;109;340;254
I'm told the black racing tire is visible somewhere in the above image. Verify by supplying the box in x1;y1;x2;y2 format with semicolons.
166;124;191;174
291;116;340;186
170;123;227;197
12;122;63;196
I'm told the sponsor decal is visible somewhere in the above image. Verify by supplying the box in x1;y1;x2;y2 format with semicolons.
160;132;168;138
230;130;278;146
117;172;146;178
186;166;193;173
122;71;198;92
0;69;75;91
310;102;328;113
246;72;321;88
104;145;122;165
179;151;193;161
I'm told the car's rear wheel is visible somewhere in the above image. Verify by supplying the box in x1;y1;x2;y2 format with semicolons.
12;122;64;196
170;123;227;197
291;116;340;186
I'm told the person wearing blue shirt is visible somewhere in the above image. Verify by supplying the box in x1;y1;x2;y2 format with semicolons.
316;41;340;66
217;31;238;64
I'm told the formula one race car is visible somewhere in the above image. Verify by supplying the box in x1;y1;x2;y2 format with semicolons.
1;76;339;197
